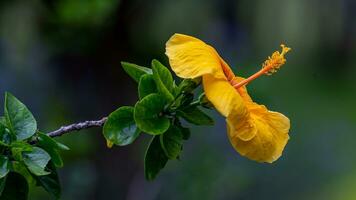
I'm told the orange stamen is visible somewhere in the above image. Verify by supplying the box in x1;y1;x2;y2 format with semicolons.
233;44;291;89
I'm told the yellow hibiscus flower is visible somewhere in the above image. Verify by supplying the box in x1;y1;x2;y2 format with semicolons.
165;33;291;163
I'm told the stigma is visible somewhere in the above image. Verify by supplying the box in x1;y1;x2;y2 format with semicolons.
233;44;291;89
262;44;291;75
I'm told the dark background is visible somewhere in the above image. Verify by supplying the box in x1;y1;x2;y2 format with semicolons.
0;0;356;199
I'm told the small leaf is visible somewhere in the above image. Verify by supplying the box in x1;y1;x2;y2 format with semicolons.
144;136;168;180
178;126;191;140
4;92;37;140
121;62;152;83
0;124;11;147
177;106;214;126
103;106;140;146
151;60;175;102
22;147;51;176
0;177;6;196
177;78;201;94
0;156;9;179
170;93;194;110
198;93;214;109
134;94;170;135
138;74;157;99
0;172;28;200
36;162;61;199
37;133;65;167
172;81;180;97
160;125;183;159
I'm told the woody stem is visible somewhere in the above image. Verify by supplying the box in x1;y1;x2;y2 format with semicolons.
47;117;108;138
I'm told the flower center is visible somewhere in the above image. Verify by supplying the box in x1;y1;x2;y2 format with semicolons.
233;44;291;89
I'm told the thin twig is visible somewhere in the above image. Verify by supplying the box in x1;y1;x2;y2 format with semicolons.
47;117;107;138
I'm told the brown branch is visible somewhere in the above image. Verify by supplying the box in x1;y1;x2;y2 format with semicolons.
47;117;107;138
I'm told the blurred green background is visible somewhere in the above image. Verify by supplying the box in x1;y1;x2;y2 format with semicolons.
0;0;355;199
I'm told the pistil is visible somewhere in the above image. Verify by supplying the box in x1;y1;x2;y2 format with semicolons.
233;44;290;89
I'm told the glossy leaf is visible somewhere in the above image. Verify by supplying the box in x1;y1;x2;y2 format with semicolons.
37;132;68;167
37;132;69;151
11;141;33;161
151;60;175;102
22;147;51;176
144;136;168;180
0;157;9;179
0;177;6;196
178;126;191;140
4;92;37;140
170;93;194;111
177;106;214;126
160;125;183;159
0;124;10;147
103;106;140;146
121;61;152;83
138;74;157;99
11;161;36;187
134;94;170;135
0;172;28;200
198;93;214;109
36;162;61;199
177;78;201;94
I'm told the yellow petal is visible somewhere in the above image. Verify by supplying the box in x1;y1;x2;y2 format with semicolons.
227;102;290;163
202;74;245;117
165;33;225;79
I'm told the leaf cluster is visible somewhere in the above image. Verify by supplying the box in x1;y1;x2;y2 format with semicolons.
0;93;69;199
103;60;214;180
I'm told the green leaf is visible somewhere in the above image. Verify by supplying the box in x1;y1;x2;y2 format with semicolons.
0;117;5;127
37;138;61;168
0;177;6;196
151;60;174;102
36;162;61;199
178;126;191;140
177;78;201;94
37;132;69;151
22;147;51;176
198;93;214;109
11;161;36;187
138;74;157;99
0;172;28;200
144;136;168;180
160;125;183;159
0;124;11;147
177;106;214;126
11;141;33;161
37;132;69;168
170;93;194;111
103;106;140;146
4;92;37;141
0;157;9;179
134;94;170;135
121;61;152;83
172;81;180;97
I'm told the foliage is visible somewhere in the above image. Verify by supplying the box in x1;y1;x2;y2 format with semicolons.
0;93;68;199
104;60;214;180
0;59;213;199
